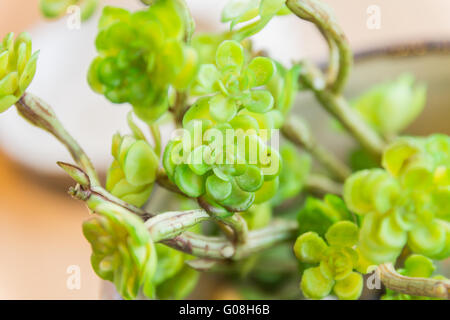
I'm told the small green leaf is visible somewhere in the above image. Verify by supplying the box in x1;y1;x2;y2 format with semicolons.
216;40;244;71
174;164;205;197
57;162;91;187
247;56;275;87
294;232;328;263
209;94;237;122
325;221;359;247
403;254;435;278
259;0;286;18
0;72;19;96
188;145;212;175
301;266;334;300
236;165;264;192
244;90;274;113
333;272;363;300
206;174;232;201
123;140;159;186
0;95;18;113
253;177;279;203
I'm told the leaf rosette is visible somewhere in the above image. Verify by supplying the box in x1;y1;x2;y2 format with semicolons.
344;135;450;266
294;221;363;300
88;1;198;123
83;204;157;300
163;119;282;212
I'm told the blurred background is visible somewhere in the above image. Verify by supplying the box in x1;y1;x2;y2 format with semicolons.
0;0;449;299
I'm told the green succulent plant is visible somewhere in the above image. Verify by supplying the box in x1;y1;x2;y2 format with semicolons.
4;0;448;302
82;204;157;300
88;1;198;123
344;135;450;266
0;32;39;113
294;221;363;300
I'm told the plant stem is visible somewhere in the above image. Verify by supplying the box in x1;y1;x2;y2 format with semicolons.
16;93;101;186
377;263;450;299
164;219;297;261
313;87;385;157
305;173;343;195
286;0;352;94
297;63;385;158
169;91;188;128
149;124;161;156
144;209;209;242
198;196;249;244
282;115;351;182
68;173;293;261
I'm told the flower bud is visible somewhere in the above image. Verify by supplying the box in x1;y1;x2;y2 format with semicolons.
0;32;39;113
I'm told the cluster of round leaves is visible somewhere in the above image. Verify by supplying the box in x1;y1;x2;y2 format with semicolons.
351;74;426;139
192;40;280;122
163;40;283;212
39;0;98;21
0;32;39;113
294;221;363;300
83;204;157;300
88;1;198;123
382;254;448;300
106;132;159;208
344;134;450;268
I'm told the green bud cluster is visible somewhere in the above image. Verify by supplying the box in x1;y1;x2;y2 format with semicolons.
163;39;283;212
39;0;98;21
83;204;157;300
294;221;363;300
106;133;159;207
163;117;282;212
88;1;198;123
0;32;39;113
382;254;448;300
351;74;426;138
344;134;450;267
192;40;280;122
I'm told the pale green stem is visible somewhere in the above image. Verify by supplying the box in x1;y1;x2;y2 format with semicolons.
69;183;294;261
298;63;385;158
313;86;385;158
145;209;209;242
282;115;351;182
198;196;249;244
377;263;450;300
305;173;343;195
149;124;161;156
15;93;100;186
286;0;352;94
164;219;298;261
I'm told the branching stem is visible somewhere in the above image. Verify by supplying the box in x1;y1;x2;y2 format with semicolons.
282;115;351;182
377;263;450;300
